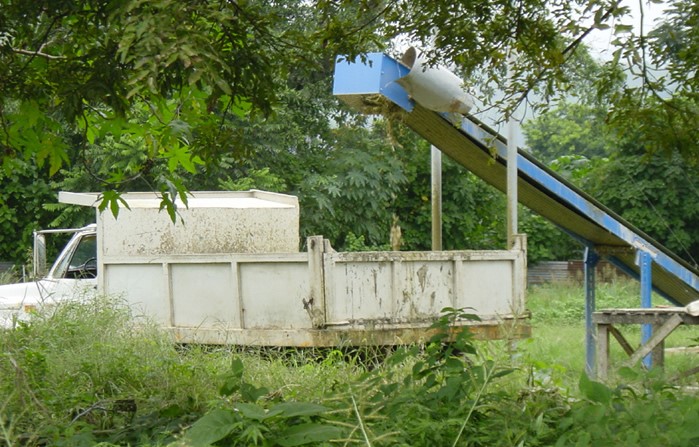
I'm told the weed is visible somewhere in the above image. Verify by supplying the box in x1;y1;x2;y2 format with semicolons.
172;356;343;446
0;295;213;445
0;266;20;285
554;372;699;446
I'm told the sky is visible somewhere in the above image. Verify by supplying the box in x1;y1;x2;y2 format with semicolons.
586;0;668;60
502;1;672;144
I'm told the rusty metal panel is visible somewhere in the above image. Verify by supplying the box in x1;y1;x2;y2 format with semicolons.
456;260;513;316
325;260;397;323
396;260;456;319
324;249;523;328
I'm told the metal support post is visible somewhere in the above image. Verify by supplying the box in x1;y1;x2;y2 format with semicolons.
584;247;600;376
431;145;442;251
639;250;653;368
506;116;518;248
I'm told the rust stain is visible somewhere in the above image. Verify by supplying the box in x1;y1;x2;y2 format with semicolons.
417;264;428;292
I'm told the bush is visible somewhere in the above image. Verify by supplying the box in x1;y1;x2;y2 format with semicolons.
0;296;218;445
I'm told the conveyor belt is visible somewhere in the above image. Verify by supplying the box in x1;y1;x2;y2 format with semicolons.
333;53;699;306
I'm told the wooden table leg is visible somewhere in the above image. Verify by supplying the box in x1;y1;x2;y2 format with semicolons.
609;326;634;357
596;323;610;380
651;322;665;368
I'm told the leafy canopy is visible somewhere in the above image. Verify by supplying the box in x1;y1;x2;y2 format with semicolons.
0;0;383;216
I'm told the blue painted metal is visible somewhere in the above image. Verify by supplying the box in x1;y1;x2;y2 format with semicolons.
332;52;699;307
333;54;413;112
606;256;680;305
639;251;654;367
584;248;600;375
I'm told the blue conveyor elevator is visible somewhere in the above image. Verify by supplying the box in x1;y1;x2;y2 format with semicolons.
332;52;699;374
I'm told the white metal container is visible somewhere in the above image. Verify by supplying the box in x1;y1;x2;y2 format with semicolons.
59;190;300;256
52;190;528;346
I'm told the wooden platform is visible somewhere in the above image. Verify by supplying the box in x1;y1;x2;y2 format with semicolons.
593;308;699;380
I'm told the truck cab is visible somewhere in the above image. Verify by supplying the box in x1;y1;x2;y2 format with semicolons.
0;224;98;328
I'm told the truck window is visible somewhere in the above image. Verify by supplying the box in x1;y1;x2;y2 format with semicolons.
53;235;97;279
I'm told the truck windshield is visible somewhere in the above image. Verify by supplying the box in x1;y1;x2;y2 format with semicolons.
52;234;98;279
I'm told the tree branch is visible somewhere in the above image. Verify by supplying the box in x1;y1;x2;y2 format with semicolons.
12;47;67;60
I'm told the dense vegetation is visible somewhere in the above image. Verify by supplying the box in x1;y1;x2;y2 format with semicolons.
1;0;698;268
1;280;698;446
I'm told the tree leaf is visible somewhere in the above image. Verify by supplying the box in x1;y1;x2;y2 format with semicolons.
270;402;330;419
183;409;238;447
579;372;612;404
276;423;343;446
235;402;268;421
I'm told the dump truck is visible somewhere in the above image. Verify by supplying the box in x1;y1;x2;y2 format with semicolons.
0;190;529;345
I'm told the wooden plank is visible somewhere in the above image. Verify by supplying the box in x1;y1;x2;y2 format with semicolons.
671;365;699;382
593;309;699;325
625;314;683;368
608;326;635;357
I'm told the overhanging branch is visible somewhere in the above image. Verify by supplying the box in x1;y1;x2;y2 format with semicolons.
12;48;67;60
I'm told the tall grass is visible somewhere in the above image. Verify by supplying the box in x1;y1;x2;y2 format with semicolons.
0;267;20;286
0;296;223;445
524;278;698;386
0;280;697;446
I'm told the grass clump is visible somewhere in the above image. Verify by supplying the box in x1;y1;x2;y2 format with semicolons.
0;296;219;446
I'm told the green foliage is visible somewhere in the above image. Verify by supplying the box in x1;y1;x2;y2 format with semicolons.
2;292;699;446
390;127;507;251
344;232;390;252
585;143;699;265
0;157;57;264
523;101;614;163
604;2;699;166
554;372;699;446
319;308;527;446
173;307;517;446
0;296;215;446
2;0;698;246
0;0;386;222
519;211;582;264
177;358;342;447
523;94;699;266
297;125;408;249
219;168;287;193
